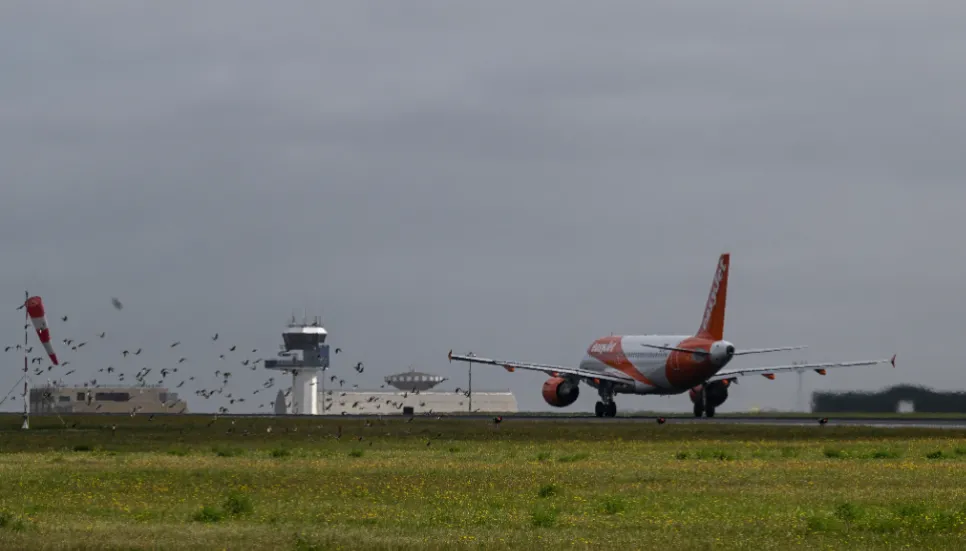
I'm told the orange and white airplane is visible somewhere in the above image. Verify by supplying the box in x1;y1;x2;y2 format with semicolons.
448;253;896;418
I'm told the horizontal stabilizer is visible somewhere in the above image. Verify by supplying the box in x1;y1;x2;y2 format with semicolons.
733;346;807;356
639;344;806;356
639;344;709;355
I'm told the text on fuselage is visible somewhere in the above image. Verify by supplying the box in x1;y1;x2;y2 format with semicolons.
589;342;617;354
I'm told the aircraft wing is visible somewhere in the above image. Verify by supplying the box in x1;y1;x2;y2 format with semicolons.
447;350;635;385
706;354;896;383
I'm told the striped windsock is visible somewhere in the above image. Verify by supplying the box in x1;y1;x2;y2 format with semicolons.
25;296;59;365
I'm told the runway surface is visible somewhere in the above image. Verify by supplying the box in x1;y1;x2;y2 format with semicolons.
428;415;966;430
304;413;966;429
7;412;966;429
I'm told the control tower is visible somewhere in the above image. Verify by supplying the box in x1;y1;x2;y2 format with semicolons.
263;315;330;415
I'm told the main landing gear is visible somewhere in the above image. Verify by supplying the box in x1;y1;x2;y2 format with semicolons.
595;386;617;417
692;385;716;418
595;401;617;417
693;402;715;418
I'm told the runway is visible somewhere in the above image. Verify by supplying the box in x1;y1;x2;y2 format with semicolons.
307;413;966;429
9;412;966;429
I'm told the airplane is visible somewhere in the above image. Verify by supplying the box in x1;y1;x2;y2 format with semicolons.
447;253;896;418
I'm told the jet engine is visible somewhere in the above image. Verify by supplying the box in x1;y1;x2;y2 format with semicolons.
542;377;580;407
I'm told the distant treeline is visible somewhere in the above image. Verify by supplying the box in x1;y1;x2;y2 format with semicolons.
812;385;966;413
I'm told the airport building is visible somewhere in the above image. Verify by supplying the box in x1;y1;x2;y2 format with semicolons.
313;368;519;415
29;383;188;414
263;316;330;415
318;369;518;415
319;390;518;415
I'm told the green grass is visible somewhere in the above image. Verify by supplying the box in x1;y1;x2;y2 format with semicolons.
1;414;966;549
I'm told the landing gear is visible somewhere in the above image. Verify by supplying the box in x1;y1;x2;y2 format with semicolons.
595;401;617;417
692;386;716;418
594;384;617;417
693;404;715;417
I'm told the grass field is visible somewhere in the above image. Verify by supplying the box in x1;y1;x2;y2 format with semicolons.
2;414;966;550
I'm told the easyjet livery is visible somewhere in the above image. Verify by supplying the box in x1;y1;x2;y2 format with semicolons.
448;253;896;418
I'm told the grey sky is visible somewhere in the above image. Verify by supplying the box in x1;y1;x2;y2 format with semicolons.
2;1;964;414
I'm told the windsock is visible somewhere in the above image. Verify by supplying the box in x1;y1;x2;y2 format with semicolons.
25;296;59;365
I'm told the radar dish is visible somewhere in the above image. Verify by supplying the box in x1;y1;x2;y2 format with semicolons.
384;371;447;391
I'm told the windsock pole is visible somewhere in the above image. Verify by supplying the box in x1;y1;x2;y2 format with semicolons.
22;290;29;430
23;295;60;429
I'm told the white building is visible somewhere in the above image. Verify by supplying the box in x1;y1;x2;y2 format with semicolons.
319;389;518;415
30;383;188;414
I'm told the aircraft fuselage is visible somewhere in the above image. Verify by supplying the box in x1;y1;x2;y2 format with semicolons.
578;334;732;395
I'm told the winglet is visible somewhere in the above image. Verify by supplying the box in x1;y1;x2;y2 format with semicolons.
448;349;453;363
891;354;896;368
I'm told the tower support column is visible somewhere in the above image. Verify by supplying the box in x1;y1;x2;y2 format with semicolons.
292;370;319;415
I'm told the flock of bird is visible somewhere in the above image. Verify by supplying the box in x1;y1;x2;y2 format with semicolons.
1;300;835;426
1;301;475;416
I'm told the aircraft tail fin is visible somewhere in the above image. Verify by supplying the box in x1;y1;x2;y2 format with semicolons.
697;253;729;340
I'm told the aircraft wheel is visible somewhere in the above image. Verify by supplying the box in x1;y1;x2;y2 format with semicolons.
693;403;704;418
607;402;617;417
595;402;604;417
706;406;715;418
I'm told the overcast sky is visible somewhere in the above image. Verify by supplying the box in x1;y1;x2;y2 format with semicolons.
2;1;964;415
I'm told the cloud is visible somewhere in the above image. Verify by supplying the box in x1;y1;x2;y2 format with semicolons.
1;1;964;414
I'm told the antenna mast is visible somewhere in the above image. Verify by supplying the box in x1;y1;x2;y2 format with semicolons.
22;290;29;430
795;361;807;413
